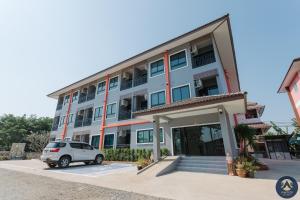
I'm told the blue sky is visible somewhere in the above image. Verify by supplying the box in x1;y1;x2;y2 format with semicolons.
0;0;299;123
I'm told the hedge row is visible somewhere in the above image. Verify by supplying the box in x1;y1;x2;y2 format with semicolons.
103;148;169;162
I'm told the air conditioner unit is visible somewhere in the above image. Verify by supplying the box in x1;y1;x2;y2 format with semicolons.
190;45;198;55
195;79;203;88
121;99;129;107
122;72;130;80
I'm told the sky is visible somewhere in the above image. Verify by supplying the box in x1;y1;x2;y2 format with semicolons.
0;0;299;124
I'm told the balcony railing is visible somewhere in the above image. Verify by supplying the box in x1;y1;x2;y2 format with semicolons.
118;110;132;120
83;118;92;126
134;75;147;87
74;119;83;128
86;93;95;101
78;94;87;104
120;79;133;91
192;51;216;68
56;104;63;111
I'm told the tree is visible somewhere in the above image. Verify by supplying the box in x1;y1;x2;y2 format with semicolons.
26;133;50;152
0;114;52;150
234;124;255;157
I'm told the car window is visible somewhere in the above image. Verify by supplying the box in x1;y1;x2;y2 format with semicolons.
46;142;66;148
82;143;93;150
69;143;82;149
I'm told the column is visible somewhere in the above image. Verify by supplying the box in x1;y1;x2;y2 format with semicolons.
153;115;161;162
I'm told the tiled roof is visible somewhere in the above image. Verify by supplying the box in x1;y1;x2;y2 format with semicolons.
134;92;246;116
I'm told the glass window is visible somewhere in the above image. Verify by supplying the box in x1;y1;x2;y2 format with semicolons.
69;143;82;149
170;50;187;70
172;85;190;102
104;134;114;148
137;128;163;144
67;114;73;124
72;92;78;102
109;77;118;90
150;59;164;77
97;81;106;94
64;95;70;105
106;103;116;118
46;142;66;148
82;143;93;150
151;91;165;107
195;77;219;97
94;106;103;120
59;116;66;127
91;135;100;149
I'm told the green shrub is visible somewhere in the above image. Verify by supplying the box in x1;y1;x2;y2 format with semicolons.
102;148;154;162
160;148;169;156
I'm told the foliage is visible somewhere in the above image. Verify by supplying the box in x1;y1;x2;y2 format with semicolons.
268;121;288;135
0;114;52;150
103;148;169;162
234;124;255;156
25;133;50;152
137;158;151;169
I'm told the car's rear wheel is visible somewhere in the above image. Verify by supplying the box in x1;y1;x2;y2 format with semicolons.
58;156;70;168
94;154;103;165
47;163;57;168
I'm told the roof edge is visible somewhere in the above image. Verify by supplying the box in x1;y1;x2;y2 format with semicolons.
278;57;300;93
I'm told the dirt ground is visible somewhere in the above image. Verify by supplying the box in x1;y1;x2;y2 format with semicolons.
0;168;167;200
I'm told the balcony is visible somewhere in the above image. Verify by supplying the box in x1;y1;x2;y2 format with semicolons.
192;45;216;69
74;119;83;128
83;118;92;126
120;79;133;91
134;75;147;87
118;110;132;120
86;92;95;101
118;98;132;121
56;104;63;111
78;94;87;104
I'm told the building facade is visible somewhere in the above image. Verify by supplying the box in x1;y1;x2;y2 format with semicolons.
278;58;300;125
48;14;246;160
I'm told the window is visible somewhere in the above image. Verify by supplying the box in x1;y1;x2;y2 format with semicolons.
150;59;164;77
94;106;103;120
151;91;165;107
192;45;216;68
46;142;66;148
59;116;66;127
106;103;116;118
72;92;78;102
104;134;114;148
82;143;93;150
294;83;298;93
137;128;164;144
195;77;219;97
64;95;70;105
97;81;106;94
170;50;187;70
91;135;100;149
69;143;82;149
109;77;118;90
172;85;190;102
67;114;73;124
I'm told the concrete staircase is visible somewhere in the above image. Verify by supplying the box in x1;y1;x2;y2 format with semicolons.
176;156;227;174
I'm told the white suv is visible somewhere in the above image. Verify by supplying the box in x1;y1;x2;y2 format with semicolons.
41;141;104;168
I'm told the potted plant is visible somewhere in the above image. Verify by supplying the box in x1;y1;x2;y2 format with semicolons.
234;124;255;157
137;158;151;170
244;161;258;178
235;160;247;178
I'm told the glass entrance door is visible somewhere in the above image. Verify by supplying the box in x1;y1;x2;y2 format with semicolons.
172;124;225;156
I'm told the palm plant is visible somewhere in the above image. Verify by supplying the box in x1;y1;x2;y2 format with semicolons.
234;124;255;157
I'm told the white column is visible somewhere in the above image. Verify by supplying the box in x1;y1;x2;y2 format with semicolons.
153;115;161;162
218;106;237;158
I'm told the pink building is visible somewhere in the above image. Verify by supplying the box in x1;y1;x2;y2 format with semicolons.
278;58;300;124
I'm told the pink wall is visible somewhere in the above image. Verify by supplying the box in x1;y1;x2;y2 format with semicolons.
288;72;300;122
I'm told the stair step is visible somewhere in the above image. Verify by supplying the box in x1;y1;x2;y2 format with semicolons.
176;166;227;174
177;163;226;168
180;156;226;161
178;160;226;164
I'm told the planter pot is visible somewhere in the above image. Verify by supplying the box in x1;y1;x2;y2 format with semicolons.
236;168;247;178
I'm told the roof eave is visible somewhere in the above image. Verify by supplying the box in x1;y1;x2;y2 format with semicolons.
278;57;300;93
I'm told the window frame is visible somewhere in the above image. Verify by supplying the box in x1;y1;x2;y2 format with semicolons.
149;58;165;78
104;133;115;148
136;128;164;145
72;91;78;102
64;95;70;105
67;113;73;125
106;102;117;119
97;81;106;94
109;76;119;90
171;84;191;103
94;106;103;121
150;90;166;108
169;49;188;71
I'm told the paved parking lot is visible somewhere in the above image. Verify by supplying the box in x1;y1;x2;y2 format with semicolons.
1;158;300;200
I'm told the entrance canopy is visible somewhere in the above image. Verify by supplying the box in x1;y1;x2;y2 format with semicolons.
133;92;247;123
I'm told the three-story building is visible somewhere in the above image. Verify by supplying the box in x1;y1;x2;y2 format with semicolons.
48;14;247;161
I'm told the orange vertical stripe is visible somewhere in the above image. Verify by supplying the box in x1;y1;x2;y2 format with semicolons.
99;74;110;149
61;91;73;140
164;51;171;104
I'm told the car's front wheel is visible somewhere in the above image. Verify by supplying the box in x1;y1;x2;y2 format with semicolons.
47;163;57;168
58;156;71;168
94;154;103;165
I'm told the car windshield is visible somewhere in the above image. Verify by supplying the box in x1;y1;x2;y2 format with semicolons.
46;142;66;148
